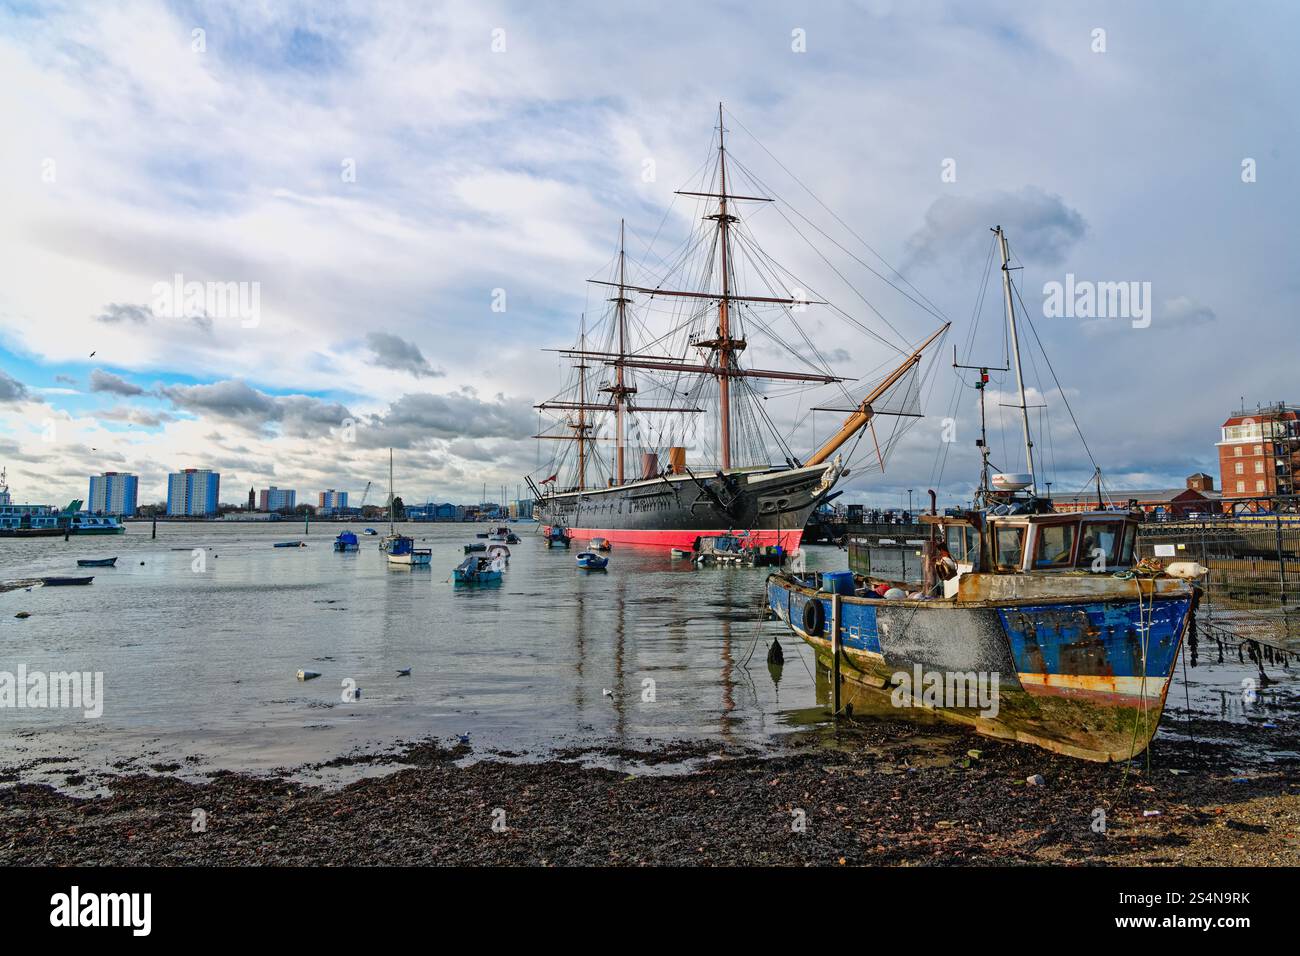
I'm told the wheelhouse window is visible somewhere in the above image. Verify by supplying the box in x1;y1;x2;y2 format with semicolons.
1077;521;1124;570
1033;523;1076;568
1119;523;1137;566
993;525;1025;570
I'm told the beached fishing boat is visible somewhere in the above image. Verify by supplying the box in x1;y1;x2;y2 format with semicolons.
766;227;1205;762
333;530;359;552
386;535;431;567
453;554;505;584
575;551;609;571
528;109;948;550
76;557;118;567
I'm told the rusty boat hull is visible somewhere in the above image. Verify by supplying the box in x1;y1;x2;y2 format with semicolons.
766;571;1197;762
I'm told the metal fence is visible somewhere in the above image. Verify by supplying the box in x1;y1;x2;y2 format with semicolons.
1138;520;1299;647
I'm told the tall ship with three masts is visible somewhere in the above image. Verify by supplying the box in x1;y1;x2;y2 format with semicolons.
529;107;947;550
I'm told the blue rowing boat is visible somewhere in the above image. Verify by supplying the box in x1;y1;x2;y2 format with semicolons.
575;551;608;571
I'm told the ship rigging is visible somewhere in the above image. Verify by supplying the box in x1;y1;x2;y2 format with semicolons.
529;105;950;549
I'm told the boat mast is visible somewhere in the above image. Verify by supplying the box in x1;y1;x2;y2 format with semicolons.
715;103;735;471
606;220;634;484
388;448;394;533
994;225;1036;494
576;314;589;489
805;323;950;465
953;347;1009;505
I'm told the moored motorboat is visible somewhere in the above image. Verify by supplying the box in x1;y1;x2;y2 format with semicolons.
544;525;571;549
333;531;359;552
691;533;790;568
386;535;431;567
363;528;378;536
453;554;505;584
575;551;609;571
76;557;118;567
41;576;94;586
273;541;306;548
589;537;612;552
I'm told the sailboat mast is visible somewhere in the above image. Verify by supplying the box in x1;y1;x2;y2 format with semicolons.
388;448;394;532
995;225;1036;494
577;314;588;489
716;103;734;471
616;220;628;484
805;323;949;465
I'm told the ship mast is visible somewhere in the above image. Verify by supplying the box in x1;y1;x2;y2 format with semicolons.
576;315;589;488
715;104;736;470
805;323;949;465
546;106;947;482
572;105;840;473
601;220;635;484
994;225;1036;494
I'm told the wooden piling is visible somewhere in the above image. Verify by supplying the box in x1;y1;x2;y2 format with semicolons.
831;593;842;716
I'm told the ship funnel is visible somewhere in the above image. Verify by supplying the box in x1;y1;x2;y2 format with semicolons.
668;447;686;474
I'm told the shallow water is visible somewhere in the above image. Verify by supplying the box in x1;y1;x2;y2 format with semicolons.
1;521;1295;780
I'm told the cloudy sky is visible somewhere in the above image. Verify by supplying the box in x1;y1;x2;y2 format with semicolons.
1;0;1295;510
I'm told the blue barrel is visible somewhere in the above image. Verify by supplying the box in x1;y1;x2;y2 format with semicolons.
821;570;857;595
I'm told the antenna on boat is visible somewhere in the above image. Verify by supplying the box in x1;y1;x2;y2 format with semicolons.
993;225;1037;495
953;345;1009;505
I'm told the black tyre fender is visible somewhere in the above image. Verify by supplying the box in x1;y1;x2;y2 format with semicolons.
801;598;825;636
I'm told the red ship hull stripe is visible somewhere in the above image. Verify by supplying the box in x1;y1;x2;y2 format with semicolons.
556;527;803;550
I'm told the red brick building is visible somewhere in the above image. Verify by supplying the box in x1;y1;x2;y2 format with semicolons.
1216;402;1300;511
1053;474;1218;517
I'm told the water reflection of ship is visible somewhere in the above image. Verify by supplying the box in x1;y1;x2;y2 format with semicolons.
569;576;741;745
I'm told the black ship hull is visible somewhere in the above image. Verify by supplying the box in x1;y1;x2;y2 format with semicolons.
535;460;843;549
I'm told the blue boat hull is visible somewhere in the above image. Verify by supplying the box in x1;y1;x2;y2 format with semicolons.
453;570;502;584
766;573;1196;761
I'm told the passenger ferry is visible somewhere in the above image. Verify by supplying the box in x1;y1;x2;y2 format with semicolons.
0;491;125;536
